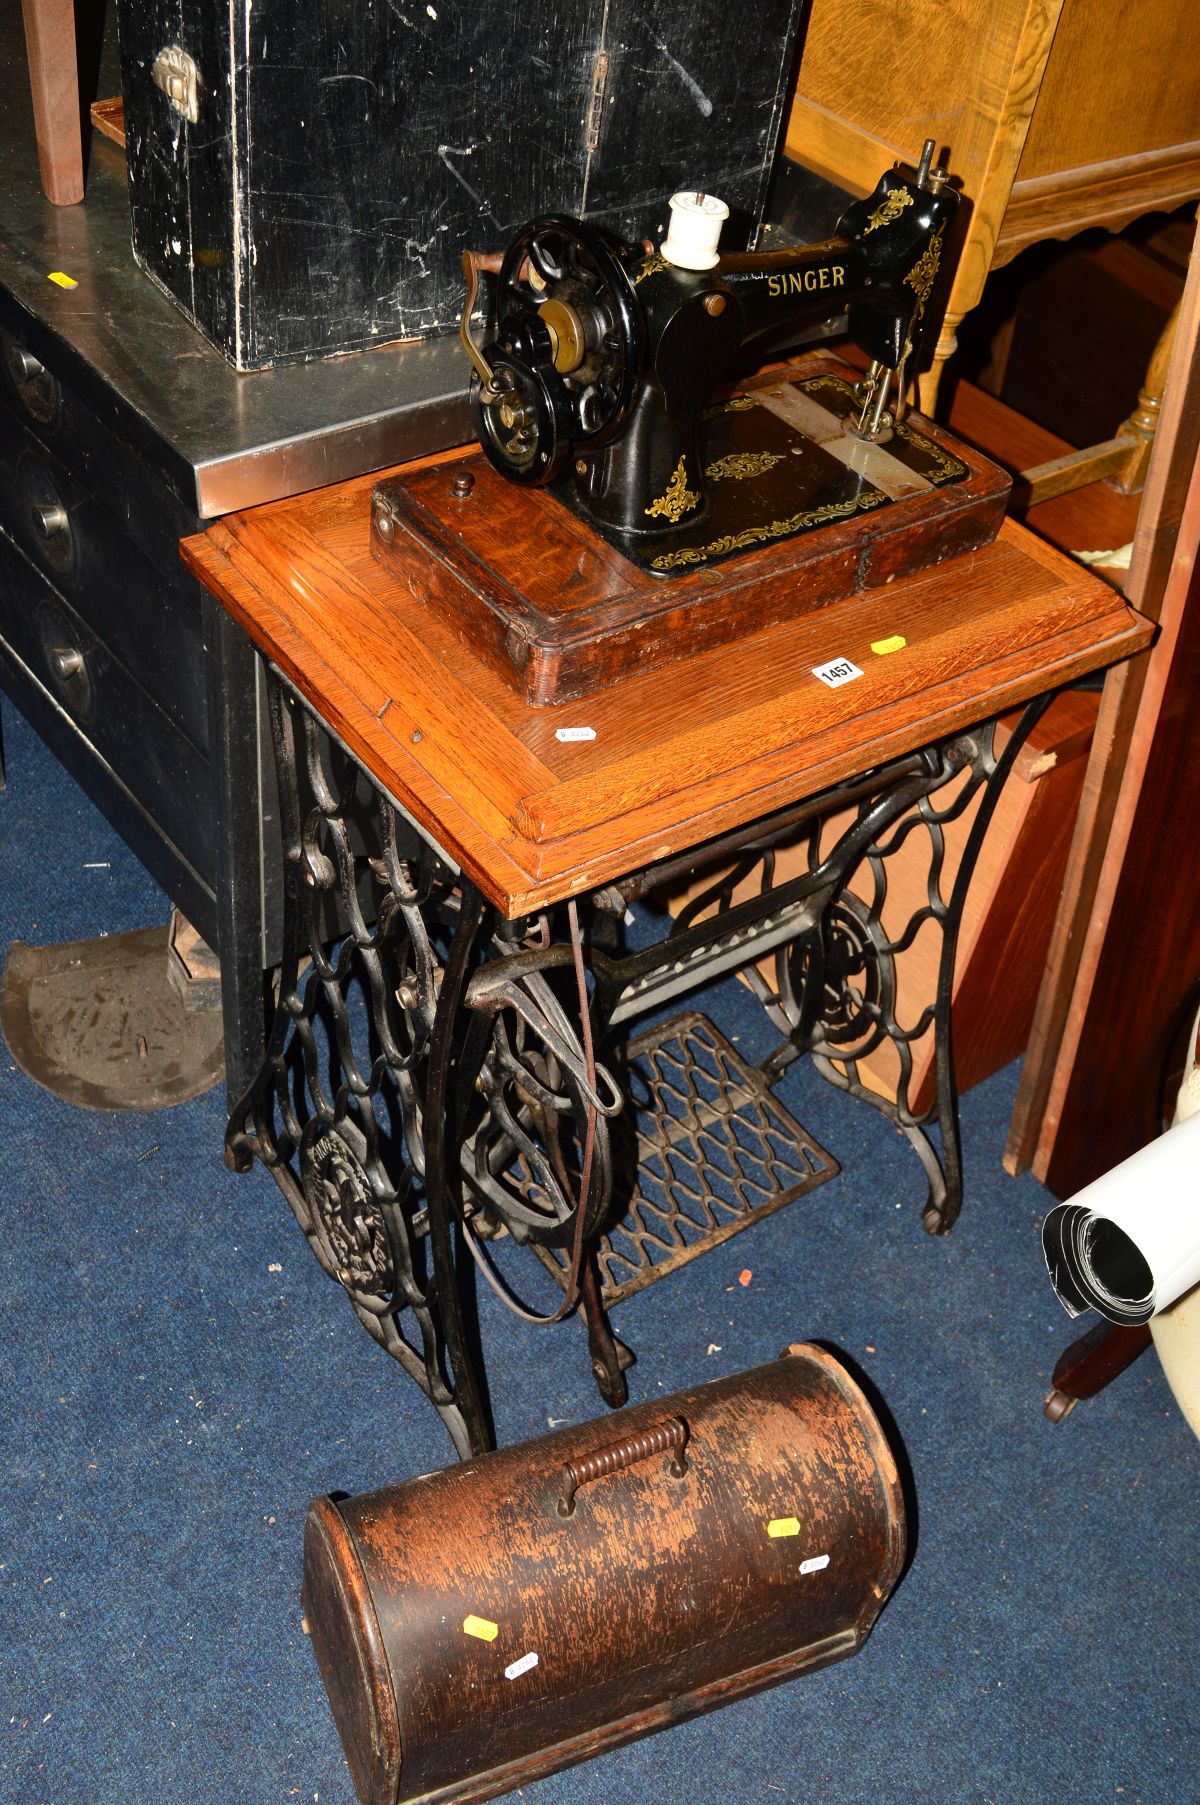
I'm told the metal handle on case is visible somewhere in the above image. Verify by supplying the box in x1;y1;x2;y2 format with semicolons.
556;1415;689;1518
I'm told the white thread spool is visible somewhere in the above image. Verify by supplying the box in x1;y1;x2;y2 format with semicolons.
662;192;729;271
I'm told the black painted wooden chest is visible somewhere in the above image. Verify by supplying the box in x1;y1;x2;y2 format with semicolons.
115;0;804;368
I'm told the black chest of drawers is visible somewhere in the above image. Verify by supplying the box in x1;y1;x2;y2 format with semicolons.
0;38;470;1099
0;293;281;1101
0;322;222;927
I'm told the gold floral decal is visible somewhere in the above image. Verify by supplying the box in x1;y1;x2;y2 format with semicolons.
705;451;785;482
863;187;914;235
904;221;946;317
634;252;670;285
650;489;888;571
703;394;759;419
645;457;701;523
892;420;965;483
800;375;854;404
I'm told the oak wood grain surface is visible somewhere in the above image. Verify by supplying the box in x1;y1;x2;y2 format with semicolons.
182;429;1150;920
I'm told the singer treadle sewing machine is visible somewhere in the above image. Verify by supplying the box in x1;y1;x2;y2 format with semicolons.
194;132;1154;1470
171;92;1151;1805
371;141;1010;704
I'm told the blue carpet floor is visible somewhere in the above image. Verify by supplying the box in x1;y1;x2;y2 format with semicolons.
1;694;1197;1805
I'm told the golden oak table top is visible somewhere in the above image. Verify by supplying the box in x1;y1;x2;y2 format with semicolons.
182;449;1151;917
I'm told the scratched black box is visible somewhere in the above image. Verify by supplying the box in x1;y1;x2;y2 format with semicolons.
115;0;804;370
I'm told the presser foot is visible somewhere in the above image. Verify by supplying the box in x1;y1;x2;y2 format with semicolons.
843;355;912;444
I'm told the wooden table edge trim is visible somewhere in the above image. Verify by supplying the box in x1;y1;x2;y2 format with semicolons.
496;616;1154;904
183;514;1152;918
225;510;557;798
512;571;1151;844
184;519;533;854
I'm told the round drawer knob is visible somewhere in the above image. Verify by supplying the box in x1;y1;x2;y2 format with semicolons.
50;646;85;682
2;330;62;428
20;457;75;576
33;501;70;540
12;347;47;384
41;628;92;720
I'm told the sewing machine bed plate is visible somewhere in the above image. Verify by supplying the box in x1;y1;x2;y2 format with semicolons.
556;370;974;575
370;355;1010;706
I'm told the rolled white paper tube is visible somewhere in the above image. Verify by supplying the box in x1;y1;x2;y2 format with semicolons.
1041;1109;1200;1324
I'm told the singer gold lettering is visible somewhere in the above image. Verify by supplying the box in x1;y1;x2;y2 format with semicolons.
766;266;847;298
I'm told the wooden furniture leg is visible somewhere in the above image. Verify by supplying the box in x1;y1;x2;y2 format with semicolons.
918;312;962;417
1109;300;1182;494
1010;298;1184;509
1044;1319;1152;1421
20;0;84;206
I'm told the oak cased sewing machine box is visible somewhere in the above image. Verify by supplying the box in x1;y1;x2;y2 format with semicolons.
114;0;804;369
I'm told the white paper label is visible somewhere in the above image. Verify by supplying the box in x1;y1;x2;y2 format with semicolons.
555;726;596;742
812;658;863;689
504;1651;540;1680
800;1554;831;1575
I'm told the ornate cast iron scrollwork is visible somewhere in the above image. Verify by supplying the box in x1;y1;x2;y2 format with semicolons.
230;669;1052;1455
786;893;897;1062
227;684;632;1454
226;684;480;1448
300;1120;401;1317
603;702;1052;1236
745;706;1053;1231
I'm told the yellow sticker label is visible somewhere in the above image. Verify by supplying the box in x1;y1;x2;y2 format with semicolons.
48;271;78;289
767;1517;801;1538
871;635;907;656
462;1614;499;1642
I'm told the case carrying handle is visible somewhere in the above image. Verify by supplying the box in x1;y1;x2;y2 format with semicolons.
557;1415;690;1518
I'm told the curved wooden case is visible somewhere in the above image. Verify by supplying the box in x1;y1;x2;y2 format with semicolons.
301;1344;906;1805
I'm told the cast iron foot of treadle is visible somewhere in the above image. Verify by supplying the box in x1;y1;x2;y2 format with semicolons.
534;1013;838;1308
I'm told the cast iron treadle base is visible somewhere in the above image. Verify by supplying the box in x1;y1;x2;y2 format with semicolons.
533;1011;838;1307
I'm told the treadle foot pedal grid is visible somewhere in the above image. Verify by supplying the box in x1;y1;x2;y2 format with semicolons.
532;1011;839;1305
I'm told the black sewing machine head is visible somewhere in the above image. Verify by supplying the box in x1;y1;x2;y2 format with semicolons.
459;142;959;567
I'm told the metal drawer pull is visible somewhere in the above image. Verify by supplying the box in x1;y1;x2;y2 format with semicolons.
557;1415;689;1517
152;47;202;125
50;647;84;682
33;502;69;539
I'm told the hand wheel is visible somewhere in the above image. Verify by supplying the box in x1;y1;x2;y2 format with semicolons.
471;214;644;485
